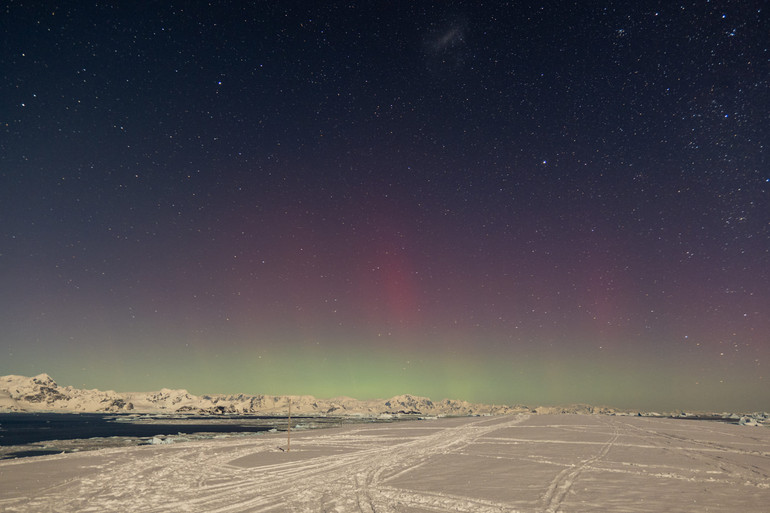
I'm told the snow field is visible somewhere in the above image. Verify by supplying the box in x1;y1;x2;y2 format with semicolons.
0;414;768;512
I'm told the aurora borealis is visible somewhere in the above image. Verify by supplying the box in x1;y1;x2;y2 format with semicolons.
1;2;768;411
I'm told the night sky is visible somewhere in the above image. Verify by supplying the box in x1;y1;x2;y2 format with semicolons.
2;2;768;411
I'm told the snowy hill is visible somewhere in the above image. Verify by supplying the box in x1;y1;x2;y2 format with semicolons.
0;374;199;413
0;374;525;417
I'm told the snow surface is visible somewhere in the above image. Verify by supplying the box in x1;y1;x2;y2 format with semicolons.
1;414;768;512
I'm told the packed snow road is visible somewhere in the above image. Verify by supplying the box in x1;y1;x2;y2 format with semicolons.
1;414;768;512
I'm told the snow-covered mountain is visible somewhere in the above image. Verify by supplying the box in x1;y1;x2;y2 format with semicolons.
0;374;526;417
3;374;766;424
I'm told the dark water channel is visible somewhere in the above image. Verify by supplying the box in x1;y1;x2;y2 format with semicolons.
0;412;377;459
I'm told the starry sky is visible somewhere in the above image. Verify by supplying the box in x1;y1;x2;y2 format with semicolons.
2;2;768;412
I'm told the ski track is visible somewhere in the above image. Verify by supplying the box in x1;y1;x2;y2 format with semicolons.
1;414;768;512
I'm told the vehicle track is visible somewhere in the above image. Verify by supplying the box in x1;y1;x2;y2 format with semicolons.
540;417;620;513
619;418;770;488
1;415;527;513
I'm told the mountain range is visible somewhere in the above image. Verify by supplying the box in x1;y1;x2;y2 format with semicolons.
0;373;531;417
3;374;766;425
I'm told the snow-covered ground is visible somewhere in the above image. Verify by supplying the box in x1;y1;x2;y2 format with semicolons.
1;414;768;512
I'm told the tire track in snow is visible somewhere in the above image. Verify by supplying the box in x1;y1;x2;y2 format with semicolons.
36;415;527;513
179;414;529;512
619;418;770;488
541;417;620;513
280;415;529;512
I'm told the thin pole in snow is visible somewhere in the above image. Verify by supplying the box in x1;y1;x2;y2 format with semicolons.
287;398;291;452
